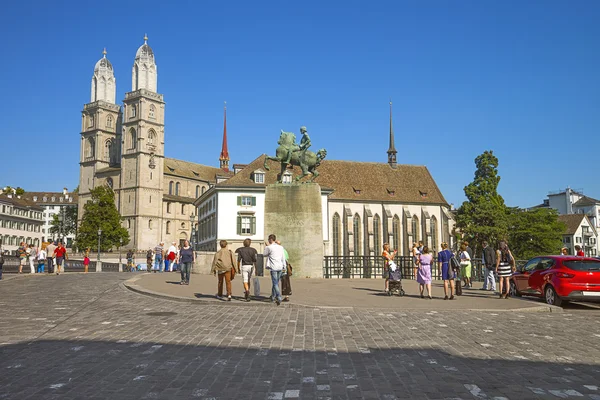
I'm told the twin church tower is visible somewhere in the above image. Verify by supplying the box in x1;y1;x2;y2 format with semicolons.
78;36;230;250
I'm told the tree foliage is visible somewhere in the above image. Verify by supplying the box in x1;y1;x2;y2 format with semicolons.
49;205;78;237
77;186;129;251
455;150;508;254
507;207;566;260
2;186;25;195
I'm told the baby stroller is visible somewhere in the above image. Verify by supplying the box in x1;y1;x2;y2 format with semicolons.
387;261;405;296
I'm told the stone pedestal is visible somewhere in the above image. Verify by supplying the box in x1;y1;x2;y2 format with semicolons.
264;183;323;278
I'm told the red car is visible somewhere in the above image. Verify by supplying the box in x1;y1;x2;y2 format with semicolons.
509;256;600;306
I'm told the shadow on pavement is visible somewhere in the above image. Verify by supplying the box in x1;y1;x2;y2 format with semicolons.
0;339;598;399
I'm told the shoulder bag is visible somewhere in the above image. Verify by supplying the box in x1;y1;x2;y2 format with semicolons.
229;250;236;280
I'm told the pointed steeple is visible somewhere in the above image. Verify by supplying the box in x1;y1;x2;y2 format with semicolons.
387;100;397;168
219;102;230;171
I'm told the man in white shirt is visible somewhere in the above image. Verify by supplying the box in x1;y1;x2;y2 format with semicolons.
263;234;287;306
167;242;178;272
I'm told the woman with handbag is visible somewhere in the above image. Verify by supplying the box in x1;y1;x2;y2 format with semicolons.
211;240;238;301
438;242;456;300
496;241;515;299
459;243;472;289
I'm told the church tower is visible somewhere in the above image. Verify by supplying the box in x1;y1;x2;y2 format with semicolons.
219;102;230;171
78;49;121;222
387;100;397;168
120;35;165;250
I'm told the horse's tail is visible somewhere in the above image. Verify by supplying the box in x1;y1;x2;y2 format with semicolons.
316;149;327;166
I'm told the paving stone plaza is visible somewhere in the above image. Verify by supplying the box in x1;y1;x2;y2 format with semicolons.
1;273;600;400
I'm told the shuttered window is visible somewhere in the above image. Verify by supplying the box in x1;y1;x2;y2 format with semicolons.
237;215;256;235
237;196;256;206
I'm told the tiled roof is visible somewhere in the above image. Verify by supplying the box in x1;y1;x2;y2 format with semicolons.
216;155;448;205
164;158;234;182
0;194;44;211
573;195;600;207
558;214;586;235
22;192;78;205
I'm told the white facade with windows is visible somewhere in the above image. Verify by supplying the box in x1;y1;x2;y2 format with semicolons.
0;194;44;254
558;214;598;256
23;189;78;248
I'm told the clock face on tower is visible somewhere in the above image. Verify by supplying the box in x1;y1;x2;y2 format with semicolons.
107;177;113;188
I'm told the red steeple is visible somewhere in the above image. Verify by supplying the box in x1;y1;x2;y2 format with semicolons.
219;102;230;171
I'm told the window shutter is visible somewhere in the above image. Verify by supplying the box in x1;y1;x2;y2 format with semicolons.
237;196;242;206
251;216;256;235
251;197;256;206
237;216;242;235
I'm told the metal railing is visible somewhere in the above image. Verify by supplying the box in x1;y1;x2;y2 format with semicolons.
0;256;119;273
323;256;527;280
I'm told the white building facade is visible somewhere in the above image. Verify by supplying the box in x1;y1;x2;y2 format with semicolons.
558;214;598;256
0;194;44;254
23;189;78;247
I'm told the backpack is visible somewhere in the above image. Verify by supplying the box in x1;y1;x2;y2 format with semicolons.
449;252;461;271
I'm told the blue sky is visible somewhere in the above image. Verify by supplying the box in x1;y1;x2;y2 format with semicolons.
1;0;599;208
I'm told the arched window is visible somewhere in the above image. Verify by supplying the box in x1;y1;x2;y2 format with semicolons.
430;216;438;253
129;128;137;149
196;185;200;198
181;204;185;214
106;115;113;129
166;221;171;234
148;220;153;229
168;181;174;195
373;214;381;255
86;137;95;159
166;202;171;213
353;214;361;256
202;187;206;194
332;213;341;257
131;104;137;118
149;104;155;119
104;140;112;162
127;219;131;229
175;182;181;196
412;215;420;243
392;215;400;254
148;129;156;145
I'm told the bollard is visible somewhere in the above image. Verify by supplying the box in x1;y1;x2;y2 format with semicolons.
96;260;102;272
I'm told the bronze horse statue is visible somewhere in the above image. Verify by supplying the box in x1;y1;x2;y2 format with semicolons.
264;130;327;183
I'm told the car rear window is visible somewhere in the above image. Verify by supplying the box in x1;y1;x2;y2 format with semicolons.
563;260;600;271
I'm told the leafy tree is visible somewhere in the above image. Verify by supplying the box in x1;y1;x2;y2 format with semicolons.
455;150;508;255
507;207;566;260
2;186;25;195
49;205;78;237
77;186;129;251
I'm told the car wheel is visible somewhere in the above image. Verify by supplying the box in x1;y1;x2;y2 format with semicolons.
545;285;562;307
509;281;521;297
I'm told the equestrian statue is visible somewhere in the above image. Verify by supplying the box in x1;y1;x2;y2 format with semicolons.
264;126;327;183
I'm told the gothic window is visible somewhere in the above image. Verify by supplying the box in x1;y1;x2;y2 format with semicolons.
88;114;94;127
148;129;156;145
127;219;131;229
175;182;181;196
148;220;153;229
373;214;381;255
196;185;200;198
106;115;113;129
181;204;185;214
85;137;95;159
202;187;206;194
430;216;438;253
149;105;155;119
412;215;420;243
106;177;113;189
169;181;174;195
353;214;361;256
104;140;112;162
332;213;341;257
129;128;137;149
166;202;172;213
166;221;171;234
131;104;137;118
392;215;400;253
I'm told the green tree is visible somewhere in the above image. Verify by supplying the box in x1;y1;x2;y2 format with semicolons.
2;186;25;195
507;207;566;260
49;205;78;237
455;150;508;254
77;186;129;251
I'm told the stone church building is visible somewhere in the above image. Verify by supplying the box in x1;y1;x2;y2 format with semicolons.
78;37;232;251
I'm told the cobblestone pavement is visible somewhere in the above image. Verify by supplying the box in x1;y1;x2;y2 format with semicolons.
1;274;600;400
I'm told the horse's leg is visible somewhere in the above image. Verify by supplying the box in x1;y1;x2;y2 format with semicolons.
264;155;280;171
309;168;318;182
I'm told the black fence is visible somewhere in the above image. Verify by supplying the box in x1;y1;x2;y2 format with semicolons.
0;256;119;274
323;256;527;280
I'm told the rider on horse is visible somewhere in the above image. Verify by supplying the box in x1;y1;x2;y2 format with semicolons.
283;126;311;164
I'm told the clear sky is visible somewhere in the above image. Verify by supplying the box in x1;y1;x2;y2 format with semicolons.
1;0;598;208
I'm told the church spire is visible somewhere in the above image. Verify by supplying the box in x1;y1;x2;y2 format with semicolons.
387;100;397;168
219;102;230;171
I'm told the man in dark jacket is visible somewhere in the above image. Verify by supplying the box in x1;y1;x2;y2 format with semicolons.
482;241;497;291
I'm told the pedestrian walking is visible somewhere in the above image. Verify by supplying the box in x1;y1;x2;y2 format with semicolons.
438;242;456;300
17;242;27;274
575;245;585;257
496;241;515;299
561;247;569;255
0;246;4;280
28;244;37;274
383;243;397;293
153;242;164;272
146;248;153;271
417;246;433;299
211;240;236;300
263;234;286;306
46;241;57;274
236;238;258;302
179;240;195;285
126;249;135;272
411;242;420;280
166;242;177;272
55;242;67;275
36;247;46;273
481;241;497;291
459;243;472;289
278;240;292;303
83;254;90;273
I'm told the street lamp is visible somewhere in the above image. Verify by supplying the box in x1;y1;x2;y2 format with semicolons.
97;228;102;263
189;214;195;249
57;211;64;244
119;237;123;271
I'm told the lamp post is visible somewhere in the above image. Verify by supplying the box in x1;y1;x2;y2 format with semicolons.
57;211;64;245
118;237;123;272
97;228;102;263
189;214;195;250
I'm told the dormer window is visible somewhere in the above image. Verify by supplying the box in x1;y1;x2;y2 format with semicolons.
353;187;361;195
253;169;266;184
51;197;56;202
419;191;428;198
167;166;175;172
43;196;47;202
33;196;38;201
282;171;292;184
387;188;395;196
59;197;64;202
